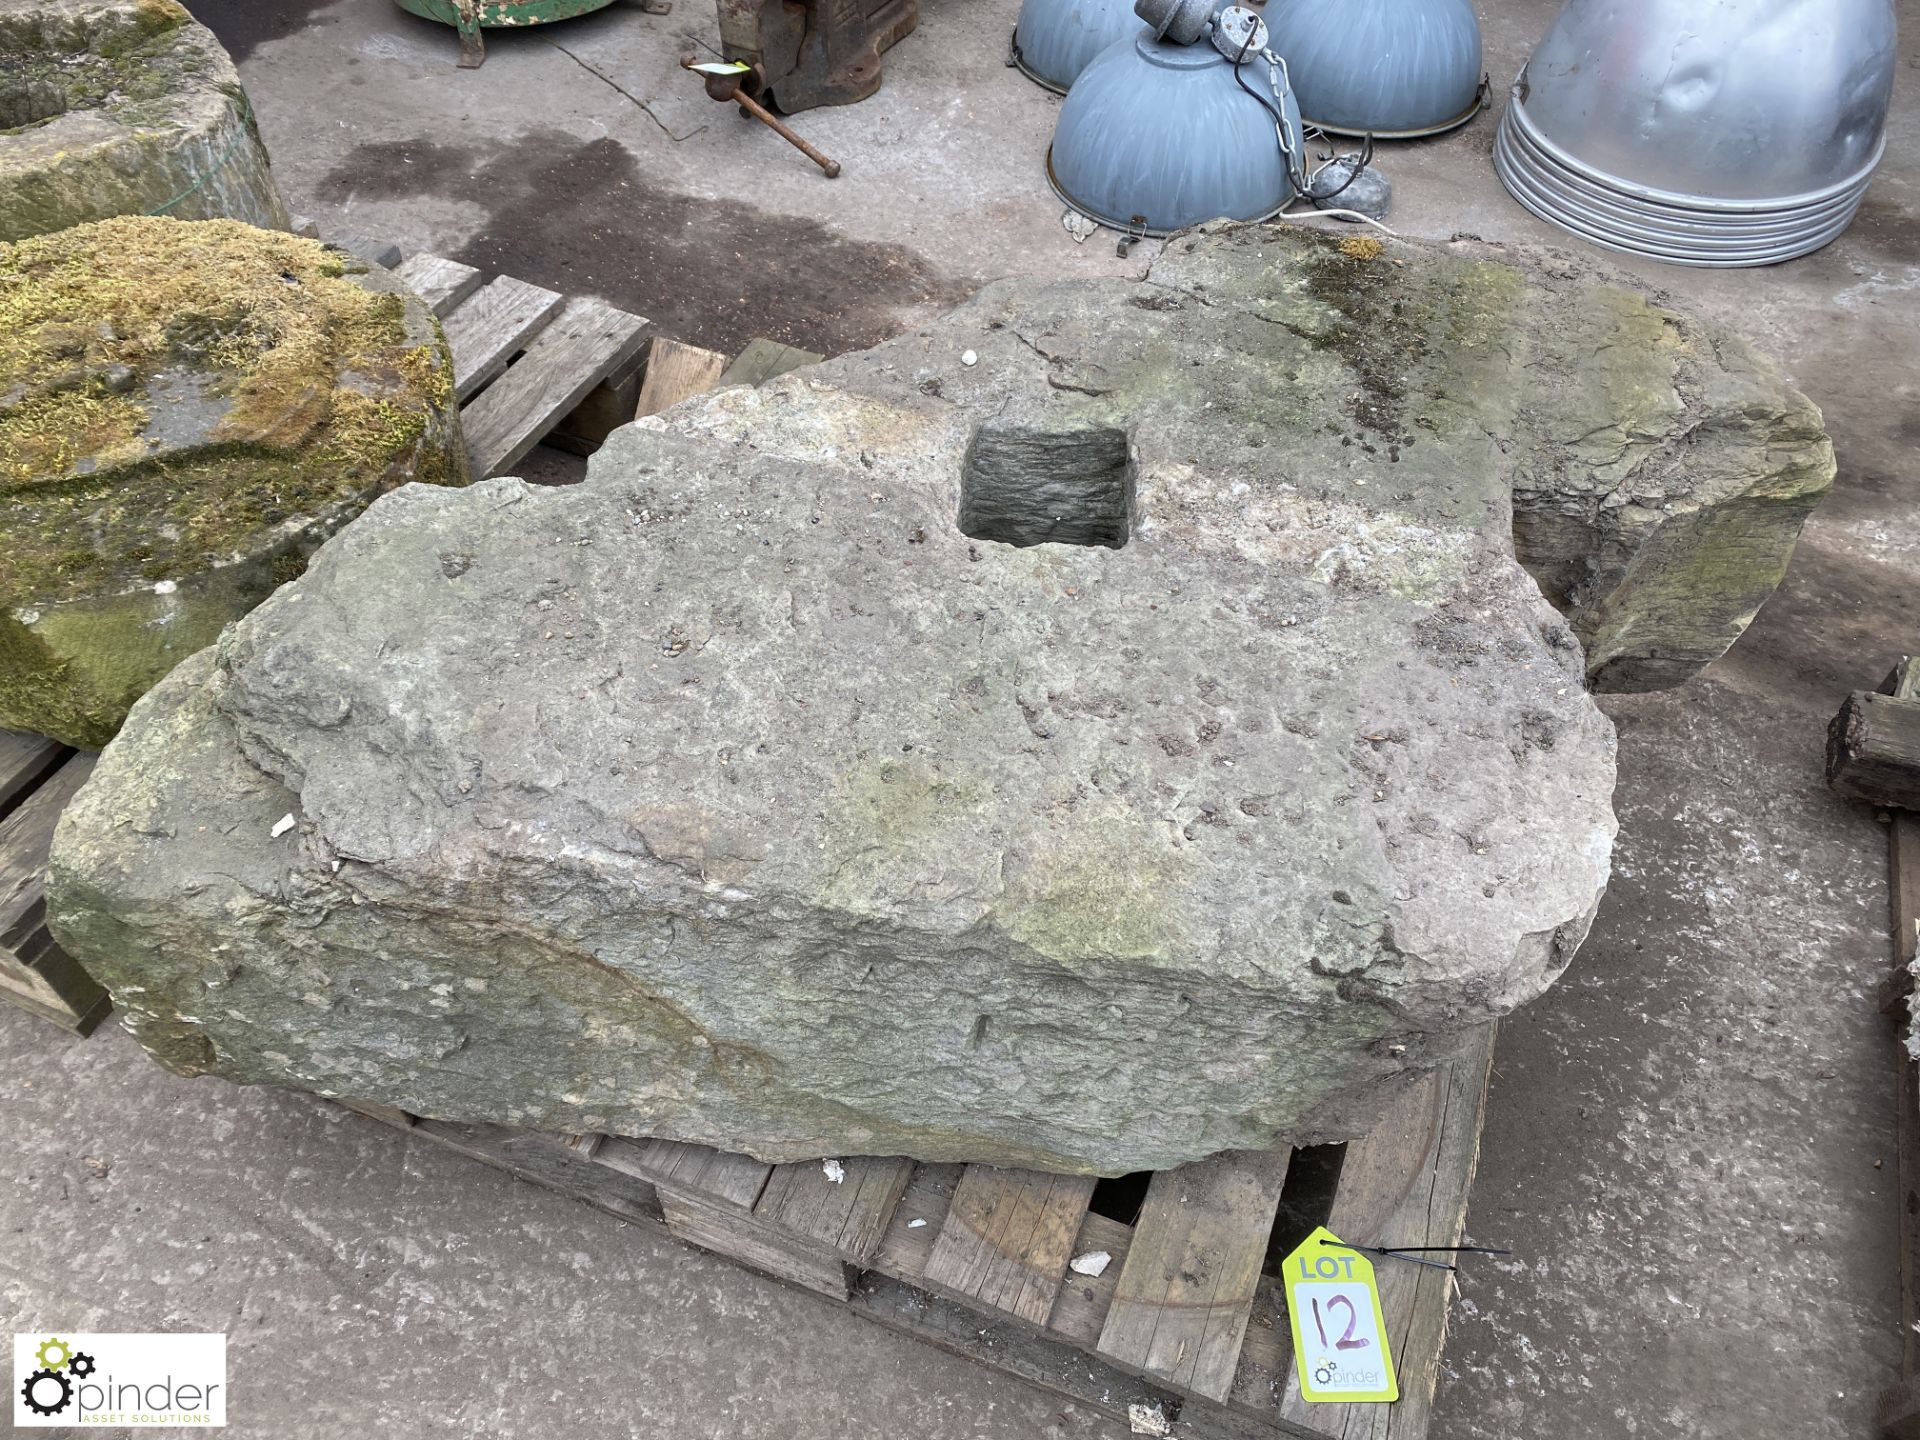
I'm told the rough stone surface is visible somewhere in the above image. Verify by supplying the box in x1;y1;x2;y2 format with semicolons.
1499;274;1835;692
51;226;1629;1175
0;216;467;747
669;224;1833;694
0;0;290;241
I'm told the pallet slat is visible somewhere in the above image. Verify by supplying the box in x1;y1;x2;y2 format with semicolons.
443;275;566;402
1279;1028;1497;1438
1096;1148;1292;1402
0;732;66;821
462;296;650;479
0;754;108;1034
663;1189;854;1299
755;1155;914;1265
634;337;728;418
1044;1210;1135;1349
922;1165;1095;1327
393;253;485;317
593;1135;772;1210
872;1161;963;1279
1228;1276;1296;1421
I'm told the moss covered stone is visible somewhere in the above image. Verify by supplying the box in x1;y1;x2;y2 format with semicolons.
0;0;289;240
0;215;466;746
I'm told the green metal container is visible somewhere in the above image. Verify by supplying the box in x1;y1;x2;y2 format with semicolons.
392;0;620;66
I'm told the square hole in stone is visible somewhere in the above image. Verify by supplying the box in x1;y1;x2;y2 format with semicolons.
958;422;1134;550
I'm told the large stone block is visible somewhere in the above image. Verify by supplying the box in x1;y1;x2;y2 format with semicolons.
51;226;1629;1174
0;216;467;747
0;0;290;240
1502;282;1833;692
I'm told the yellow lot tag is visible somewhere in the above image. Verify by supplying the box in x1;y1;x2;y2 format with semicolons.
1282;1226;1399;1403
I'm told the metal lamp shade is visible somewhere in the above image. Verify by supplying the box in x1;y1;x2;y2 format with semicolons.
1262;0;1484;138
1495;0;1898;266
1048;31;1305;235
1014;0;1223;93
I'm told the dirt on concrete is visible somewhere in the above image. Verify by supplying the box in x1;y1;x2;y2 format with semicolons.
176;0;346;62
315;130;968;357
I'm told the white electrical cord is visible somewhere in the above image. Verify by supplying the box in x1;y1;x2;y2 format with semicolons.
1275;202;1400;236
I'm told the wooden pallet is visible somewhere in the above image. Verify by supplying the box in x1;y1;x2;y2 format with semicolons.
1862;658;1920;1439
389;252;652;479
341;1025;1493;1440
0;733;107;1035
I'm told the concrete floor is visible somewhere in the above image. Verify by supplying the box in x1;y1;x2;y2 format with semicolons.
5;0;1918;1435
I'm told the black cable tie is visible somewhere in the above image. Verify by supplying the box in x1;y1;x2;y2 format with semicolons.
1317;1237;1511;1272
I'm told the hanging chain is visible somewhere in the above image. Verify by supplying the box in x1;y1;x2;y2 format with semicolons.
1261;49;1310;195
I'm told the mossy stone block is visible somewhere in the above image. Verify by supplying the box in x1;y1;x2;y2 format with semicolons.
0;0;290;240
0;215;466;746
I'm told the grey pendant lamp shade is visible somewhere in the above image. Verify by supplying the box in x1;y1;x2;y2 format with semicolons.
1495;0;1898;266
1048;8;1307;235
1261;0;1485;137
1012;0;1225;93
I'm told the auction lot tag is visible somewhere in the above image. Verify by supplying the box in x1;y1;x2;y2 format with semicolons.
1282;1226;1398;1403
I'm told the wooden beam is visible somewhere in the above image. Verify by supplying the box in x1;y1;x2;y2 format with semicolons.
923;1165;1095;1327
634;337;729;419
1882;1377;1920;1440
546;348;650;457
1829;689;1920;810
406;1118;662;1226
1096;1148;1291;1402
661;1188;854;1299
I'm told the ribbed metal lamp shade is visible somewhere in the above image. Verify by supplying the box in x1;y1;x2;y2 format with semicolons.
1262;0;1483;137
1048;31;1305;234
1495;0;1898;266
1013;0;1222;93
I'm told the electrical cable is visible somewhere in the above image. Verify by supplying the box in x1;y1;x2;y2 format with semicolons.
1304;133;1374;206
1275;204;1399;236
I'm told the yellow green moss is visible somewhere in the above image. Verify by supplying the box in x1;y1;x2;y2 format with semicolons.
0;215;460;611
